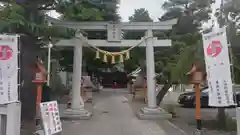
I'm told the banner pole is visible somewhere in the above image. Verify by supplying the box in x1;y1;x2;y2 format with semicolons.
195;83;202;130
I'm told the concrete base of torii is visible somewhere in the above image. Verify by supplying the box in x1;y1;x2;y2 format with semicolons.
62;108;92;120
137;107;172;120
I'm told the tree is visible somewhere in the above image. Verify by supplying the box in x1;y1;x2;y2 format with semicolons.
0;0;75;132
56;0;120;21
156;0;213;105
129;8;153;22
123;8;152;73
215;0;240;83
53;0;121;72
214;0;240;129
0;1;74;40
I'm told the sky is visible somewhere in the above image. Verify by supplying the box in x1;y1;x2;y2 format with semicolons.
118;0;165;22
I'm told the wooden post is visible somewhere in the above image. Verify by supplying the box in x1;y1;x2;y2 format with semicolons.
36;84;43;119
187;63;204;132
32;81;45;129
32;60;47;131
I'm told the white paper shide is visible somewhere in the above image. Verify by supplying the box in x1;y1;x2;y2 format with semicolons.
0;35;19;104
202;28;234;107
40;101;62;135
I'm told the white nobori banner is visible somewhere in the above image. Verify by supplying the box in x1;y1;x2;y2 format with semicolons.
202;28;234;107
0;35;19;104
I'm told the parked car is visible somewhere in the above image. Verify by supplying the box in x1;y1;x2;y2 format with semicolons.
178;86;240;107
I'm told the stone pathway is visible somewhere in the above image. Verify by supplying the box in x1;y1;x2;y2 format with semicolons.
60;92;167;135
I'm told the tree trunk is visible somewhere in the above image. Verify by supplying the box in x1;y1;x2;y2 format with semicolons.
20;36;39;121
19;36;40;135
156;82;172;106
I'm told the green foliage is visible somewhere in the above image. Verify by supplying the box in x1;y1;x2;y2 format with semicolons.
123;8;153;73
56;0;120;21
57;0;103;21
124;3;208;84
0;1;75;47
215;0;240;83
0;0;76;124
156;0;212;84
161;0;212;33
215;0;240;27
1;0;58;10
155;1;211;105
54;0;120;71
128;8;153;22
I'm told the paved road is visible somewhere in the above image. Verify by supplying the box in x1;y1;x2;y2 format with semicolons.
60;91;168;135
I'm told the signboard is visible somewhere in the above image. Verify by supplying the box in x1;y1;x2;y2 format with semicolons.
40;101;62;135
0;35;19;104
202;27;234;107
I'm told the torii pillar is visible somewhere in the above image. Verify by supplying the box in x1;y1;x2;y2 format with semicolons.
136;30;172;119
64;37;92;119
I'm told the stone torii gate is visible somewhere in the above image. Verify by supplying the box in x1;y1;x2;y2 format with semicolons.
47;17;177;119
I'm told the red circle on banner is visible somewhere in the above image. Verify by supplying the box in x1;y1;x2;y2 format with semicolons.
207;40;222;57
0;45;13;60
49;107;53;111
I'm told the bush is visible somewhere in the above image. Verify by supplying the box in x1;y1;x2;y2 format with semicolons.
50;74;67;100
163;104;177;117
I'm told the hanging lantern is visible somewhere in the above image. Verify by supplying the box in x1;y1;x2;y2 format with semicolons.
125;51;130;60
95;50;100;59
103;54;108;62
111;55;115;64
119;54;124;63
